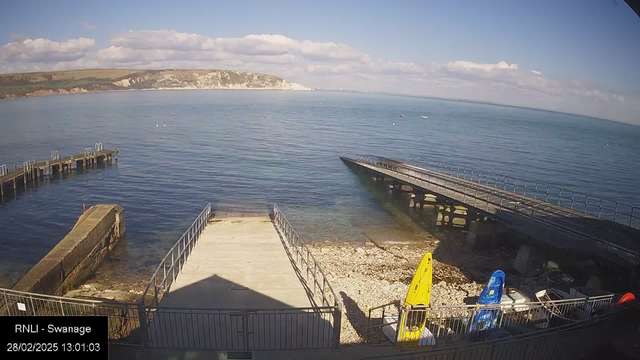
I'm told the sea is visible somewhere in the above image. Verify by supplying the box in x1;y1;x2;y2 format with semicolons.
1;90;639;287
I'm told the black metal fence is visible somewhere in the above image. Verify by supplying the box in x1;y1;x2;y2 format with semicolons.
0;287;143;344
144;306;336;350
368;295;614;347
362;301;640;360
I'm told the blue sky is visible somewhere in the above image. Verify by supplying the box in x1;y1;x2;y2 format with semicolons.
1;0;640;123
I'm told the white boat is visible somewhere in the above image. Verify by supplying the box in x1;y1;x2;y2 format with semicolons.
500;287;532;311
381;314;436;346
420;115;429;119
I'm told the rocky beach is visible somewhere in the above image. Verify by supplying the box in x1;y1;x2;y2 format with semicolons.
310;230;572;344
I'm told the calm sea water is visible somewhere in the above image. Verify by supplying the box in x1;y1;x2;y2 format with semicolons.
1;90;639;287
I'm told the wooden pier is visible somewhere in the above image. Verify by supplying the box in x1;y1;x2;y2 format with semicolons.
342;156;640;268
0;145;117;199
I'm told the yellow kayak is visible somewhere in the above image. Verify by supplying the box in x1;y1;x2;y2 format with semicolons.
398;252;432;345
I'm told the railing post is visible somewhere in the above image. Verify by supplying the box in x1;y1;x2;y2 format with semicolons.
138;303;149;349
171;251;175;282
582;194;590;213
598;198;604;217
613;203;619;223
630;207;635;227
242;309;249;352
333;304;342;350
558;189;563;205
545;186;550;202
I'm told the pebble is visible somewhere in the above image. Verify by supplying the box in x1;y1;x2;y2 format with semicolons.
311;241;557;344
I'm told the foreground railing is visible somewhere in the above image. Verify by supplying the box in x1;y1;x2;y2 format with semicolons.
272;204;339;309
0;287;143;344
271;204;342;348
409;157;640;230
363;300;639;360
145;306;337;350
369;295;614;348
140;203;212;307
354;155;639;264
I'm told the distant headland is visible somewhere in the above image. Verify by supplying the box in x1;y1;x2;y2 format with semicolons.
0;69;312;100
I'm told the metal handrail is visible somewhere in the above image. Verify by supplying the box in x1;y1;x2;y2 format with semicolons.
356;155;639;264
0;164;7;176
362;300;639;360
271;204;339;308
0;287;142;344
367;295;614;348
140;203;212;307
409;156;640;229
1;286;137;306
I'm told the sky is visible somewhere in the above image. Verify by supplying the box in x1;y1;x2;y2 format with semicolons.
1;0;640;124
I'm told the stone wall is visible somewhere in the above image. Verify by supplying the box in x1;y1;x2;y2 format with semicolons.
12;204;125;295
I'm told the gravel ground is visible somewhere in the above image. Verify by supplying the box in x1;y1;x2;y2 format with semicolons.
310;234;568;345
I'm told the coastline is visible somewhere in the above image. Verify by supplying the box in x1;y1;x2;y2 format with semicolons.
0;86;314;101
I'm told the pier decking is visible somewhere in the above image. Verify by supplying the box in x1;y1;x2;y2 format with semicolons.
0;144;117;199
159;216;312;309
342;156;640;267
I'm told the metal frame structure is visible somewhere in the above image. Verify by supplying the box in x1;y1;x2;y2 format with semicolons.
272;204;340;309
0;287;142;344
354;155;640;266
140;203;212;308
362;301;640;360
368;295;614;347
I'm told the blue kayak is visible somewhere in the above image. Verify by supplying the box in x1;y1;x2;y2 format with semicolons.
471;270;505;333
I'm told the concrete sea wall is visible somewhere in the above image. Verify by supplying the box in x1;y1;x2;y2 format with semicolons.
12;204;125;295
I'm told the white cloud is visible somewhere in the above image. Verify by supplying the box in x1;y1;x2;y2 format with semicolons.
446;60;518;72
0;37;95;63
109;30;365;62
0;31;638;124
82;21;96;30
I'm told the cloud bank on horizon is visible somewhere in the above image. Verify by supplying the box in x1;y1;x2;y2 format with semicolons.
0;30;637;124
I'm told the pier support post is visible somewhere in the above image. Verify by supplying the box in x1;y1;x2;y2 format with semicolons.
513;244;545;275
465;220;509;249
